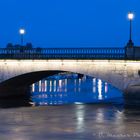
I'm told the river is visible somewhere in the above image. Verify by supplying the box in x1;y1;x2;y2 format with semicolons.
0;74;140;140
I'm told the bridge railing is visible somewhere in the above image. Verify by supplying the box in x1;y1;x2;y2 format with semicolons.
0;48;125;59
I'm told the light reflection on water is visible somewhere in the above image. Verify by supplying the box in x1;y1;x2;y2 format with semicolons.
31;75;124;106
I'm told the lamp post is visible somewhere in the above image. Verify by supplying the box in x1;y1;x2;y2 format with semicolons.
127;12;134;47
19;28;25;46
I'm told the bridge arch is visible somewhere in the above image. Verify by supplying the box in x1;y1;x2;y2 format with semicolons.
0;69;121;98
0;59;140;97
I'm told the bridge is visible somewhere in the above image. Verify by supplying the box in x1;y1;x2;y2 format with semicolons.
0;47;140;97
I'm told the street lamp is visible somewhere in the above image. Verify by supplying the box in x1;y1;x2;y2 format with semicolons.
19;28;25;46
127;12;134;47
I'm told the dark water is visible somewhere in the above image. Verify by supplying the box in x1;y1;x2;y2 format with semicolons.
0;74;140;140
31;75;124;106
0;105;140;140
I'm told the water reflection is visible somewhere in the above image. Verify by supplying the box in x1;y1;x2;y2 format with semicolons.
75;105;85;132
98;79;103;100
31;75;124;106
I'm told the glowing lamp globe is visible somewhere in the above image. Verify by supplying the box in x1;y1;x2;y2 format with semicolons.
19;29;25;35
128;12;134;20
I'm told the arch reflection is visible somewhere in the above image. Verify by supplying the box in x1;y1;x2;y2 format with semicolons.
31;74;124;106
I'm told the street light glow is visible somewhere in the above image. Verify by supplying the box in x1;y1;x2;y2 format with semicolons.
19;28;26;45
19;28;25;35
128;12;134;20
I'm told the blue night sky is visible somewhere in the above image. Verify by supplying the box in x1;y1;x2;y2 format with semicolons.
0;0;140;48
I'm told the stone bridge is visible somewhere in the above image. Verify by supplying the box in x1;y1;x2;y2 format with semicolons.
0;59;140;97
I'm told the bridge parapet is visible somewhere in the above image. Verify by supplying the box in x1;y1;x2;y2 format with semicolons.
125;46;140;59
0;47;125;59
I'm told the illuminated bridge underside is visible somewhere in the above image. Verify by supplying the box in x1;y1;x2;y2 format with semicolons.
0;60;140;94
